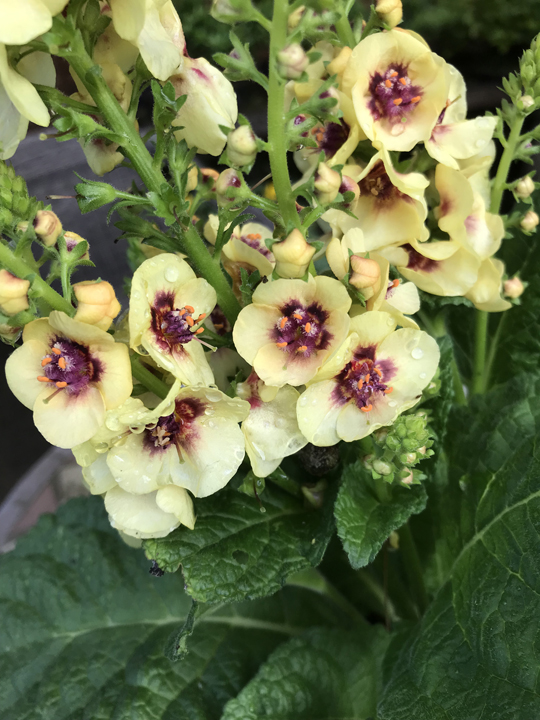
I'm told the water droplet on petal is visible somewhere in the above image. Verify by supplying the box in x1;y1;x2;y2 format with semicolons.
164;267;179;283
387;316;395;326
275;417;287;429
420;372;427;379
388;400;397;408
475;138;485;147
411;347;424;359
299;396;308;407
235;448;244;461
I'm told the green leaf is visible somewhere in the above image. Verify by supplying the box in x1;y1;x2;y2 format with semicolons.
0;496;346;720
143;482;336;604
378;435;540;719
222;625;390;720
335;462;427;569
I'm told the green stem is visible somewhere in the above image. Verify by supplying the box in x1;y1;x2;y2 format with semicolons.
484;311;508;392
130;355;169;399
490;114;526;215
267;467;302;497
451;356;467;406
287;568;367;624
335;2;356;47
60;260;72;303
267;0;299;230
360;7;379;40
472;309;488;395
0;241;74;316
251;9;272;31
399;523;428;616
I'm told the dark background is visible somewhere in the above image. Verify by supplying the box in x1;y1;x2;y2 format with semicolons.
1;0;537;502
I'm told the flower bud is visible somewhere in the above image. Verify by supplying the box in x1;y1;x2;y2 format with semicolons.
504;276;525;299
516;176;535;199
520;210;539;232
211;0;252;23
0;270;30;315
314;162;341;204
73;280;121;331
288;5;305;30
339;175;360;206
227;125;258;166
34;210;62;246
519;94;535;110
203;214;220;245
186;166;199;194
327;47;353;77
376;0;403;27
272;229;316;278
0;323;20;343
372;458;393;476
277;44;309;80
349;256;381;291
0;207;14;230
200;168;220;189
401;470;414;485
64;231;90;259
215;168;244;207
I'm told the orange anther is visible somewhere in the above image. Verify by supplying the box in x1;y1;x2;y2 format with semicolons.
276;341;288;348
214;323;224;330
375;367;382;377
390;71;398;77
399;77;407;85
297;345;308;353
358;379;363;389
280;317;287;329
293;313;303;320
55;381;67;388
37;375;50;383
384;387;394;394
365;374;370;383
51;347;61;355
185;316;194;326
392;278;400;287
305;322;311;333
179;308;187;316
195;327;205;335
184;305;195;314
361;404;373;413
385;79;392;88
196;313;207;322
411;96;421;103
247;233;261;241
41;357;52;367
393;98;403;106
58;357;67;369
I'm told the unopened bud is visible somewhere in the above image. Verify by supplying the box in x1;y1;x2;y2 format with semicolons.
203;214;220;245
327;47;352;77
73;280;121;331
0;322;21;343
314;162;341;204
520;209;539;232
34;210;62;246
277;43;309;79
301;480;326;508
215;168;244;206
0;207;13;229
64;231;90;259
404;452;417;465
362;453;374;470
227;125;257;166
516;176;535;199
372;458;393;476
0;270;30;315
339;175;360;206
272;229;316;278
211;0;251;23
186;166;198;193
200;168;220;188
401;470;414;485
349;255;381;290
376;0;403;28
288;5;305;30
504;276;525;299
519;94;535;110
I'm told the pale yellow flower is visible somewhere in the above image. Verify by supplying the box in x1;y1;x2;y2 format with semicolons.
272;229;315;278
221;221;276;285
73;280;122;331
326;228;365;281
0;270;30;315
0;0;69;45
464;258;511;312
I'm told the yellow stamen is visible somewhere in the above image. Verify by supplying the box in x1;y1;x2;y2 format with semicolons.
179;308;187;316
58;357;66;369
246;233;261;241
393;98;403;106
51;347;61;355
37;375;50;382
56;381;67;388
41;357;52;367
361;404;373;413
276;341;288;348
375;367;382;378
305;322;311;333
365;374;370;383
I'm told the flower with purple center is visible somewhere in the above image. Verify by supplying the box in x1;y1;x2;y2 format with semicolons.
221;221;276;291
5;311;132;449
233;275;351;387
297;311;439;446
129;254;217;386
342;29;448;152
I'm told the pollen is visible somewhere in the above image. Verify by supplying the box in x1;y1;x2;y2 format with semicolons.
393;98;403;106
365;374;370;383
276;341;288;348
247;233;261;241
37;375;50;382
411;96;421;103
51;347;61;355
55;381;68;388
41;357;52;367
392;278;400;287
185;316;194;327
194;327;205;334
374;367;382;378
293;313;303;320
361;404;373;413
384;387;394;394
196;313;206;322
305;322;311;333
385;79;392;88
185;305;195;313
58;357;67;369
399;77;407;85
390;71;398;78
297;345;308;353
280;317;287;329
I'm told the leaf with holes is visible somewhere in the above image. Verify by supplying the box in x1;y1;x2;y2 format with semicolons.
143;482;336;604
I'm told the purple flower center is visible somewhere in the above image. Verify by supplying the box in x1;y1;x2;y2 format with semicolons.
272;300;332;359
359;161;404;204
301;121;349;159
403;244;439;273
368;64;423;125
240;232;273;260
151;291;205;352
38;337;102;397
333;346;395;411
144;397;206;455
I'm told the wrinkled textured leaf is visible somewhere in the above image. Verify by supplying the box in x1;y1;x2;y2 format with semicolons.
378;435;540;719
0;497;345;720
334;462;427;569
144;483;336;604
222;626;390;720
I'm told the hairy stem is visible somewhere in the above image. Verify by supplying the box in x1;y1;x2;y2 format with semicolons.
130;355;169;399
399;523;428;616
335;2;356;48
472;309;488;395
490;114;526;215
287;567;367;624
267;0;299;230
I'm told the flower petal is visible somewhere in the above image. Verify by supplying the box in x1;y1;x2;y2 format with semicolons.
233;304;281;365
82;454;117;495
0;44;50;126
296;380;343;446
156;485;195;531
33;384;106;449
105;486;183;539
5;338;49;409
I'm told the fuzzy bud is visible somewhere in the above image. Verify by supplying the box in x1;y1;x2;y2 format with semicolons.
376;0;403;27
504;276;525;299
516;176;535;199
288;5;305;29
64;231;90;259
34;210;63;246
372;458;393;476
0;270;30;315
277;43;309;79
200;168;220;188
227;125;258;166
215;168;244;207
314;162;341;204
349;255;381;290
519;94;535;110
211;0;252;23
186;166;199;194
401;470;414;485
327;47;353;77
520;210;539;232
0;323;21;343
339;175;360;206
272;229;316;278
73;280;121;331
